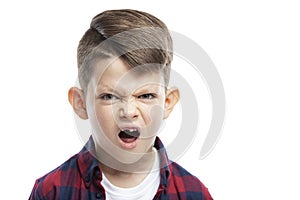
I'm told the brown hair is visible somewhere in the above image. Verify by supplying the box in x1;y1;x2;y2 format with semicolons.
77;9;173;91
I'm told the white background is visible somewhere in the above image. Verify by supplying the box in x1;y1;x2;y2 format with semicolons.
1;0;300;199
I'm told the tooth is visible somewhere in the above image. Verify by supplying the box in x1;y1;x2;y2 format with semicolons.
121;129;137;132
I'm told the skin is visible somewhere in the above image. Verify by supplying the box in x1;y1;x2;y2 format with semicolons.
68;58;179;188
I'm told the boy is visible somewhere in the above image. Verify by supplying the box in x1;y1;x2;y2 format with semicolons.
29;9;213;199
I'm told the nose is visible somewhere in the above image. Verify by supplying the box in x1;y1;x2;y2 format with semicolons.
119;99;138;120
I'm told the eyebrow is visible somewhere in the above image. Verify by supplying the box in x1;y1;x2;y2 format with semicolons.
95;84;115;93
135;86;161;93
96;83;163;96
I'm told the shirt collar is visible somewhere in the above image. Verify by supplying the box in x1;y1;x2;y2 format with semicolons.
77;137;101;187
77;136;172;188
153;137;172;188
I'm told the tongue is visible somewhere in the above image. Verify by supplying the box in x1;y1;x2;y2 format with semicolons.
119;130;139;143
120;137;137;143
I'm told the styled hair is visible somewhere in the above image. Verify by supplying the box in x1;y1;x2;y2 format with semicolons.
77;9;173;91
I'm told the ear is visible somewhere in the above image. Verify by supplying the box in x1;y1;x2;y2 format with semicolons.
68;87;88;120
163;87;180;119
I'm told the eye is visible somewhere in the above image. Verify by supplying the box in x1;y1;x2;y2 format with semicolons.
138;93;156;100
99;93;119;101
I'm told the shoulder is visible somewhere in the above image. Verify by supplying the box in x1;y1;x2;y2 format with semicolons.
29;153;81;199
167;161;213;199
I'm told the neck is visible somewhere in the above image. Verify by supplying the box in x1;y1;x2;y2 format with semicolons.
95;147;157;188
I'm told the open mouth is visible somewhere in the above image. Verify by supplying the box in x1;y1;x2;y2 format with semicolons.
118;128;140;144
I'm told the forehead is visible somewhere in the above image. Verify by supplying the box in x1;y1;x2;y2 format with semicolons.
90;58;165;92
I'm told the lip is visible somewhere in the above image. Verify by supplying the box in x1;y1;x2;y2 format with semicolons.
117;136;138;149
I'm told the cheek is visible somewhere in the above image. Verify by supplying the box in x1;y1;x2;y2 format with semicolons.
150;104;164;126
141;102;165;136
87;104;116;137
95;106;115;128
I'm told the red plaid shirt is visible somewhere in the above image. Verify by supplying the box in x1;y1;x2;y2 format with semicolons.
29;137;213;199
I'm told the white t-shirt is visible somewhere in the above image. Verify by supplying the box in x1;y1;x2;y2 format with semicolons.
101;149;160;200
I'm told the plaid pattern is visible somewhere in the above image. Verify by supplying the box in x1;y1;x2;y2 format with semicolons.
29;137;213;200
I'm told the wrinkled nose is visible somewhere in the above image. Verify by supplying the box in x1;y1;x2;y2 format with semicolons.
119;100;138;120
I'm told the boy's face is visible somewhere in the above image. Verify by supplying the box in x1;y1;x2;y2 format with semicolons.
69;58;179;165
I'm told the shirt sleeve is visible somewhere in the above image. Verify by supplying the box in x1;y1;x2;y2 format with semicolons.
200;181;214;200
28;180;43;200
